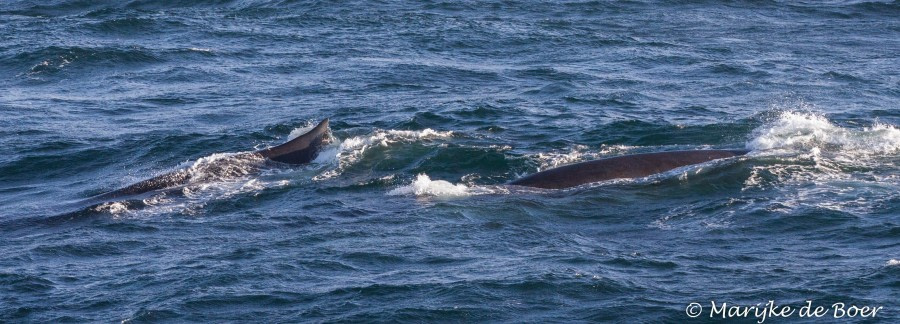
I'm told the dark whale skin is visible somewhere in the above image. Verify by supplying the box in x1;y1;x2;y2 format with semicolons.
90;119;330;201
508;149;749;189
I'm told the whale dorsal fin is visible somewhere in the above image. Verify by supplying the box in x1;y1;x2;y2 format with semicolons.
257;119;330;164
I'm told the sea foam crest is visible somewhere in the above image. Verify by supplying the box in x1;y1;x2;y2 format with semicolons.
93;202;129;215
388;174;498;197
112;152;283;217
748;111;900;154
94;125;331;217
286;122;317;140
337;128;453;163
184;152;265;182
533;144;634;171
314;128;454;180
742;111;900;215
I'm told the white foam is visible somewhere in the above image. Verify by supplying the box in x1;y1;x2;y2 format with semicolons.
286;122;317;141
337;129;453;155
113;151;290;217
748;111;900;153
142;192;173;206
742;110;900;215
184;152;265;182
93;202;128;215
888;259;900;266
533;144;634;171
314;128;454;180
388;174;497;198
97;124;344;217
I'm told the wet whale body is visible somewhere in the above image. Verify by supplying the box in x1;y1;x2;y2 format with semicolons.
1;119;332;230
508;149;750;189
88;119;330;203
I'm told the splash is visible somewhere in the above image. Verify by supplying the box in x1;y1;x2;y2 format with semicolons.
100;151;294;217
742;111;900;215
388;174;498;198
286;122;317;141
532;144;634;171
888;259;900;266
747;111;900;154
183;153;265;182
314;128;454;180
93;202;128;215
174;152;301;204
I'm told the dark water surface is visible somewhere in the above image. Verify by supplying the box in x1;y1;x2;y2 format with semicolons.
1;1;899;322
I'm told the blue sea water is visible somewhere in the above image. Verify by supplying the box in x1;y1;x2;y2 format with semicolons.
1;0;899;322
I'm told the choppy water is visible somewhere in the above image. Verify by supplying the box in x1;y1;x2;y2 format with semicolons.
1;1;899;322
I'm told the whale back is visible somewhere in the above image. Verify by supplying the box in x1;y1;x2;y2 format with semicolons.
509;149;749;189
80;119;330;207
256;119;330;164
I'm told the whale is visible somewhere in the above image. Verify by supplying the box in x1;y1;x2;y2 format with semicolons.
0;118;332;231
508;149;749;189
88;118;331;202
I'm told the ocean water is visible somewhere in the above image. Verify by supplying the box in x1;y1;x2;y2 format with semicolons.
1;0;899;322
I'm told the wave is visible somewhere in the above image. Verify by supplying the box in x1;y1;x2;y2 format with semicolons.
15;45;163;77
530;144;636;172
742;111;899;215
387;174;503;198
9;45;220;82
748;111;900;154
3;1;236;16
4;0;406;17
313;128;454;180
